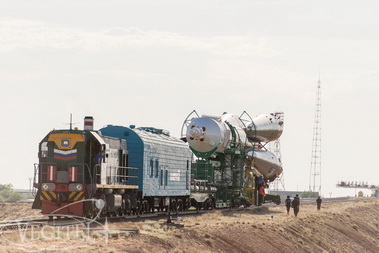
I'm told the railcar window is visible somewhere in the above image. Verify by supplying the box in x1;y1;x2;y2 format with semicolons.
155;160;159;177
186;171;189;190
165;169;168;187
160;169;163;186
150;159;154;177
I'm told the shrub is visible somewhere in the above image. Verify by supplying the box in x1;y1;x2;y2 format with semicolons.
0;184;24;202
300;191;319;198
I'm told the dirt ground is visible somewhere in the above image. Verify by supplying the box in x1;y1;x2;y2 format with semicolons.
1;198;379;252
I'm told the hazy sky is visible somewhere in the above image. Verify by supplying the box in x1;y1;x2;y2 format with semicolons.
1;1;378;197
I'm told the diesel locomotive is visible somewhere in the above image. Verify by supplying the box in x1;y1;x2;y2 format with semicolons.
32;116;192;217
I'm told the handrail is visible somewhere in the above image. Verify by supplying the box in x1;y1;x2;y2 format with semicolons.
94;165;139;186
180;110;200;140
33;163;39;197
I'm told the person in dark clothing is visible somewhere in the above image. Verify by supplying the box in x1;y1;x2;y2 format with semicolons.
292;194;300;217
285;196;291;215
258;183;265;206
93;151;104;165
316;196;322;210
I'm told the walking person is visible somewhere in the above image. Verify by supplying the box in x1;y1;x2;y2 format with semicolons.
285;196;291;215
316;196;322;210
292;194;300;217
258;183;265;206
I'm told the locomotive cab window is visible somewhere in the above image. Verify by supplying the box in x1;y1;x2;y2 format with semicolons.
40;142;48;158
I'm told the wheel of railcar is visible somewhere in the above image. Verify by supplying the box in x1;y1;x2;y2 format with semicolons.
125;198;132;215
183;200;187;211
85;210;91;219
86;207;97;219
135;201;139;215
231;200;235;209
136;201;142;215
90;209;97;219
171;199;177;213
149;199;155;213
206;199;212;210
177;199;183;212
98;194;107;215
117;208;124;217
158;199;163;212
186;199;191;211
204;200;209;210
211;199;215;210
196;202;200;212
142;200;149;213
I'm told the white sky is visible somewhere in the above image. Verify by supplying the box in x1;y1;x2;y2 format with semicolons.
1;0;378;197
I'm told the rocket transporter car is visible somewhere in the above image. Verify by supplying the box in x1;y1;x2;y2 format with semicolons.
182;111;283;207
32;112;283;217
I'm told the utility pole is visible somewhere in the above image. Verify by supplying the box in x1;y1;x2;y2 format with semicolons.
309;76;322;195
29;177;32;192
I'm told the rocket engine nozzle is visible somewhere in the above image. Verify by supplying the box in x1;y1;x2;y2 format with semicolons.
186;117;227;155
185;113;248;158
189;127;205;141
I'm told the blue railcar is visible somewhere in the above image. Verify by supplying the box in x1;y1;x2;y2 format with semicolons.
100;125;192;211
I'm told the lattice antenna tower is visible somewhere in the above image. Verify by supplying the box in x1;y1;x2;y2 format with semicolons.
309;76;322;194
271;138;285;191
269;112;285;191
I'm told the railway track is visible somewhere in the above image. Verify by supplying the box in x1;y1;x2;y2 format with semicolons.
0;208;207;233
0;197;370;232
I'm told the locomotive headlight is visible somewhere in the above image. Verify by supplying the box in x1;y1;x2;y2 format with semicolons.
69;183;83;192
76;184;83;191
41;183;56;191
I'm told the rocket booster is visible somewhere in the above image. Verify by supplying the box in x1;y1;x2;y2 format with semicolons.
246;112;284;143
186;112;283;157
248;148;282;181
186;113;247;157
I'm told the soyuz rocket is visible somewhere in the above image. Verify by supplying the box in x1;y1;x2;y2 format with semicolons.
184;111;284;182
